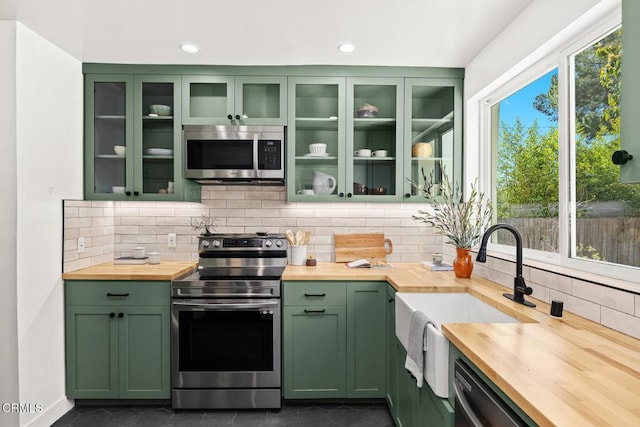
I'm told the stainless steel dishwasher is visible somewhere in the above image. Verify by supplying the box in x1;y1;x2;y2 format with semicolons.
454;359;528;427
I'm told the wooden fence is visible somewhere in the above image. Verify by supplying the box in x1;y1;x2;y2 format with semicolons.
496;217;640;267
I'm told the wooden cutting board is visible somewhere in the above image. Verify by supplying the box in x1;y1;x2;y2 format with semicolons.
333;233;393;262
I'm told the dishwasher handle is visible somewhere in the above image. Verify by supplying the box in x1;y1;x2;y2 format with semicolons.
454;377;484;427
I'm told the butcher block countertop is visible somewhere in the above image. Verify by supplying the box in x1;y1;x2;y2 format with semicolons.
61;261;197;281
284;262;640;427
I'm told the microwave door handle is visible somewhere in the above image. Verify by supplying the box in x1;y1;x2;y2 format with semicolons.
253;133;259;175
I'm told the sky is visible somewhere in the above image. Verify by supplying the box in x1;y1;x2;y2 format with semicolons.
498;68;558;131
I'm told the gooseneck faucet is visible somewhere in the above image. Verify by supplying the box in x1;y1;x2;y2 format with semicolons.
476;223;536;307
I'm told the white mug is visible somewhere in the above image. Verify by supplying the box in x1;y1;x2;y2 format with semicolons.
432;253;443;266
133;246;146;259
297;189;315;196
372;150;387;157
355;148;372;157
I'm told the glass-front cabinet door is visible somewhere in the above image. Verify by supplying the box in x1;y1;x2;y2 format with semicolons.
85;74;134;199
287;77;346;201
347;78;403;200
182;75;287;125
134;75;184;200
403;78;462;202
235;76;287;125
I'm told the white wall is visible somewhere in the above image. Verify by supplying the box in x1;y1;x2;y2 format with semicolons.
0;20;20;427
14;23;83;427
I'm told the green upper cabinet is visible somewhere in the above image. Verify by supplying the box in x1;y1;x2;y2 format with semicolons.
85;74;133;201
287;77;404;202
182;75;287;125
620;0;640;183
403;78;463;202
347;78;404;201
84;73;200;201
286;77;347;202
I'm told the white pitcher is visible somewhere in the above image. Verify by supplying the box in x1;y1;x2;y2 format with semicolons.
312;171;337;195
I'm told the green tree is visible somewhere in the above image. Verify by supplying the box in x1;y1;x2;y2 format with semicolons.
534;29;621;140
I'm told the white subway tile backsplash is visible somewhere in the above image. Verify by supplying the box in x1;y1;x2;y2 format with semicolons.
601;307;640;340
573;279;635;315
549;290;601;323
530;268;572;294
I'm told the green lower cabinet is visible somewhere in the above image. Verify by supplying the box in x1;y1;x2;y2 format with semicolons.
347;281;387;398
65;281;170;399
282;281;387;399
66;305;119;398
386;285;399;419
118;306;171;398
283;305;347;398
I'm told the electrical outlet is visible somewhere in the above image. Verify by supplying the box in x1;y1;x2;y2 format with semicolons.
168;233;177;248
77;237;85;254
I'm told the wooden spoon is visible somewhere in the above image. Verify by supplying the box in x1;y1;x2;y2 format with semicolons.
296;230;304;246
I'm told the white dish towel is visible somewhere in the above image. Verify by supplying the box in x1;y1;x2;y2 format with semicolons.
404;310;431;387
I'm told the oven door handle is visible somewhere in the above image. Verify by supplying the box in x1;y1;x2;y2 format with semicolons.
172;301;279;310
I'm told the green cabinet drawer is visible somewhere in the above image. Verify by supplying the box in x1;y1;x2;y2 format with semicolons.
283;281;346;306
66;281;170;306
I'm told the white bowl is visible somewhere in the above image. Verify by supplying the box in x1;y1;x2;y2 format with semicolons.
149;104;171;116
308;143;327;154
113;145;126;156
112;186;125;194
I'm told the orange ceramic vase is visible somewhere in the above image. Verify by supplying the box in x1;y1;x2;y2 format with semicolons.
453;248;473;278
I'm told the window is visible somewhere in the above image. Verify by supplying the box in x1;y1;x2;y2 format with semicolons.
483;11;639;283
491;69;559;253
570;28;640;269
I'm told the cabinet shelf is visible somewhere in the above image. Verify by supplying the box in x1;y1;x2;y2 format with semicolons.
353;118;396;130
142;115;173;121
96;154;125;159
295;156;338;161
354;157;395;162
142;155;174;160
95;115;126;120
295;117;339;130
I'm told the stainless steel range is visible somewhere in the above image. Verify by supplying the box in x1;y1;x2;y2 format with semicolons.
171;232;288;409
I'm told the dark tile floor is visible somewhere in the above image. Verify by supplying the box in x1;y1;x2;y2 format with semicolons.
51;402;394;427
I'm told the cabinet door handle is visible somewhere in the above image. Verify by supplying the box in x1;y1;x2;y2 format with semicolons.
347;193;352;198
339;192;345;198
109;312;115;318
107;293;130;297
304;293;326;297
405;193;411;198
235;114;241;120
133;191;139;196
125;191;132;196
304;309;326;314
118;313;124;318
388;297;395;303
227;114;233;120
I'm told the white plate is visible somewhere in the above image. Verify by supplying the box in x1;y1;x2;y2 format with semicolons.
304;153;330;157
145;148;174;156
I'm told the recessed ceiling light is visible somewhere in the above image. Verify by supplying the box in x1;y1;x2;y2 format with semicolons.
338;43;356;53
180;43;200;54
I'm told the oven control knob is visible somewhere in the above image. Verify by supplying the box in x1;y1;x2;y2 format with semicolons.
213;240;221;248
201;240;210;248
275;240;283;247
265;239;273;247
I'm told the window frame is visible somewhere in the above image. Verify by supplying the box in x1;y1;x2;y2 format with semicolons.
476;6;639;288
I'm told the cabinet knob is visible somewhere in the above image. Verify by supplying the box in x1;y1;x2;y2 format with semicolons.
235;114;241;120
109;312;115;318
405;193;411;198
339;192;345;198
118;313;124;318
125;191;132;196
612;150;633;165
227;114;233;120
133;191;139;196
347;193;353;198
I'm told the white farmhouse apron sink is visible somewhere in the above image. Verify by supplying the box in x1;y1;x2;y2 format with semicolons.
395;292;520;398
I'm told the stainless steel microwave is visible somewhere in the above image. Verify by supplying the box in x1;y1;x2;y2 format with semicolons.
183;125;285;184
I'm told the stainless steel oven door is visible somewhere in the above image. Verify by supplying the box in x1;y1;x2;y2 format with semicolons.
171;298;281;389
